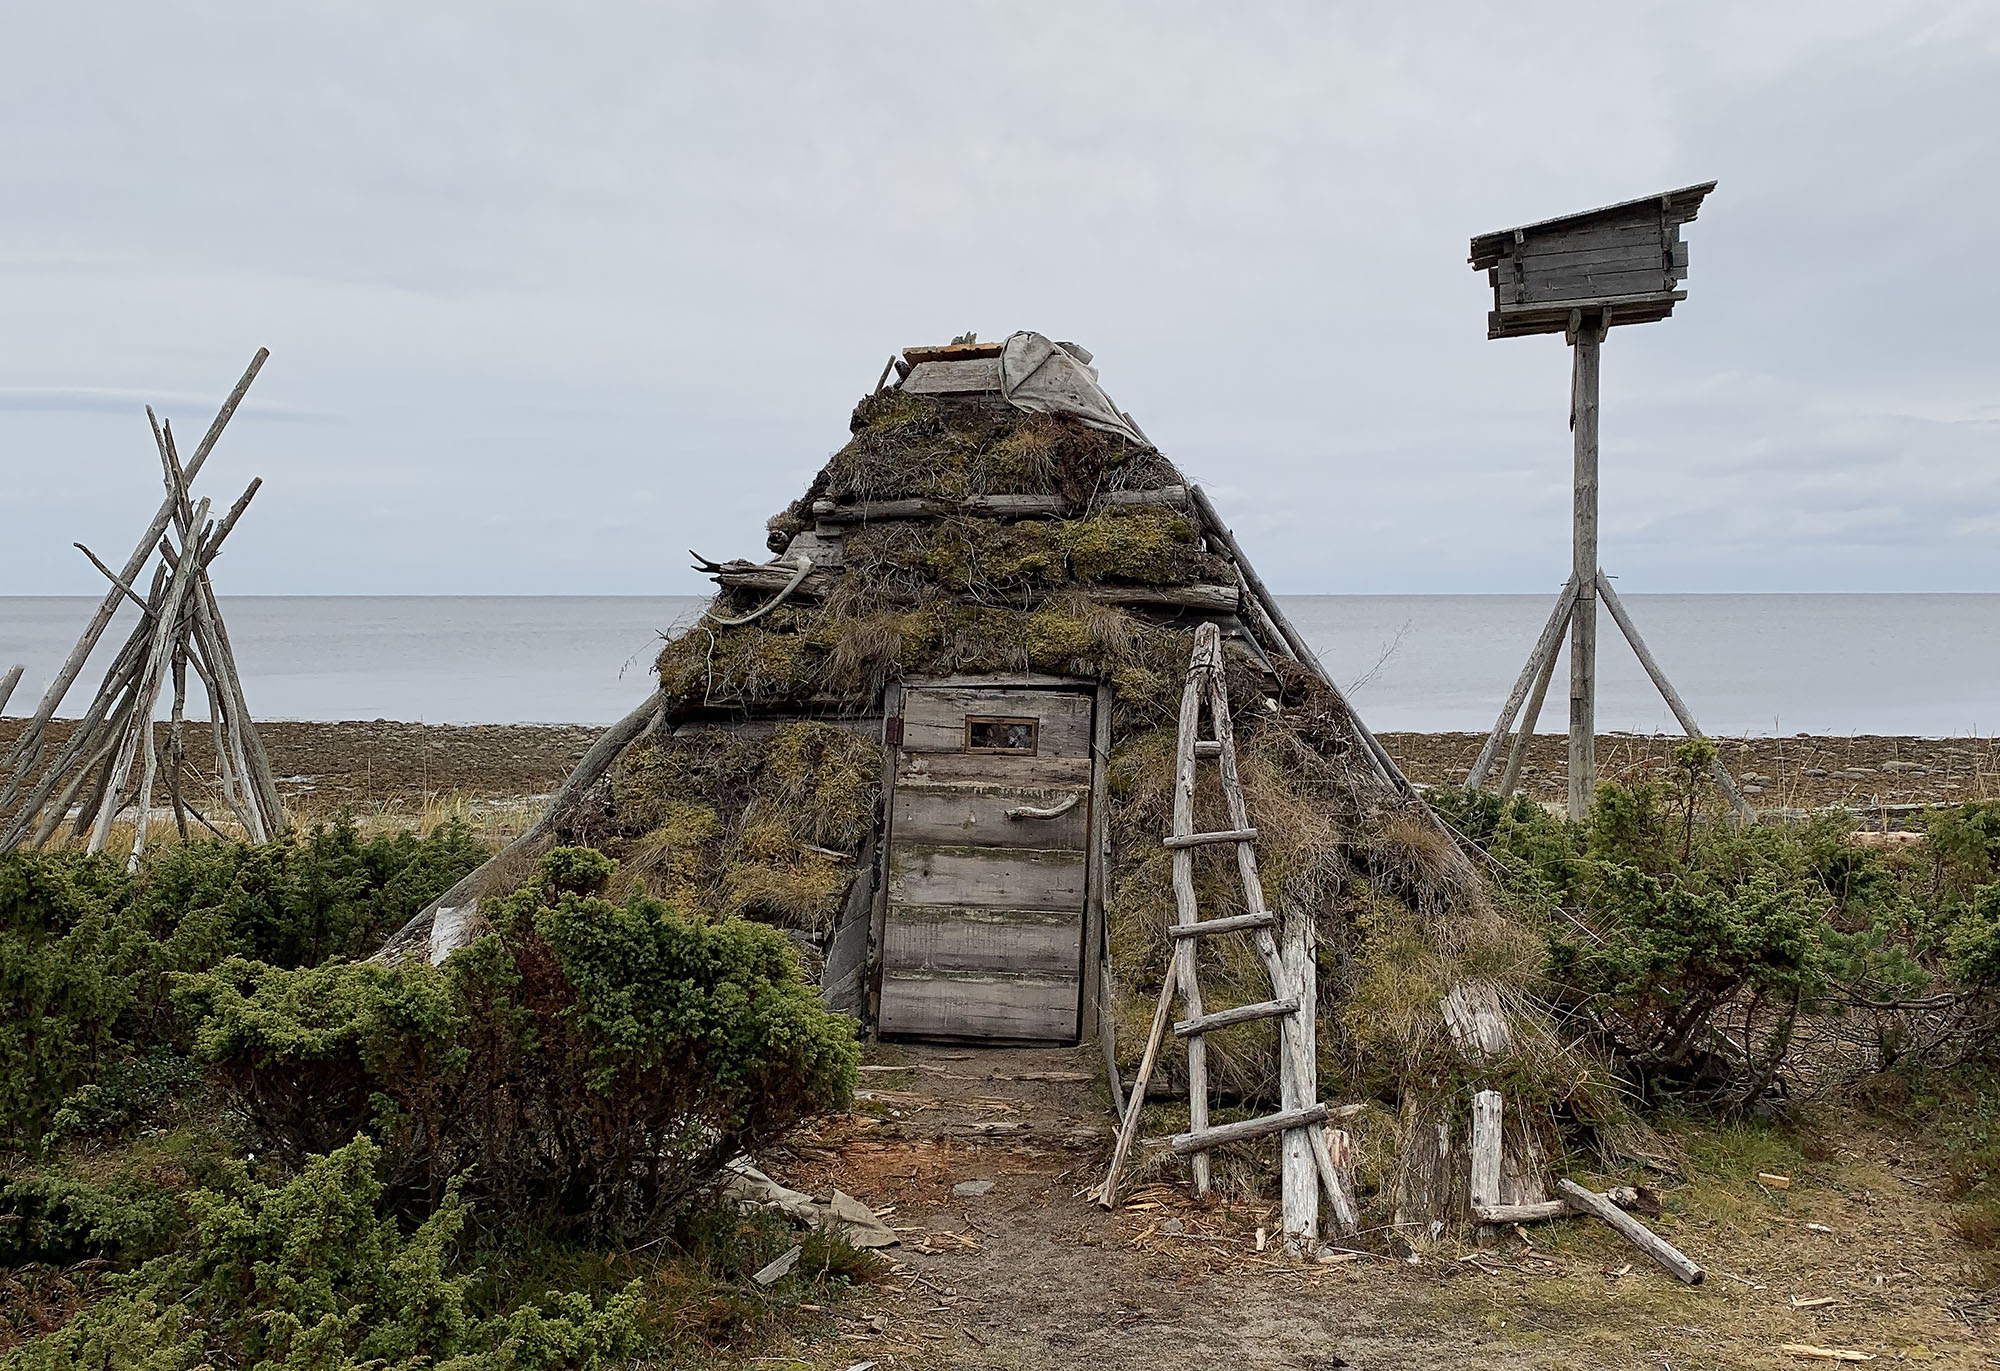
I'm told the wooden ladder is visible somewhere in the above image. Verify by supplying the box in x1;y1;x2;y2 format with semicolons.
1095;623;1359;1239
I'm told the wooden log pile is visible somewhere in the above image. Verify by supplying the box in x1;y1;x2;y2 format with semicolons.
0;350;285;867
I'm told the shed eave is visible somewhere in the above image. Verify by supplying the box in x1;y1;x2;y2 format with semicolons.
1468;180;1717;270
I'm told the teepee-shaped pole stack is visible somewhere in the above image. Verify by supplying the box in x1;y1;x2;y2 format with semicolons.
0;349;285;868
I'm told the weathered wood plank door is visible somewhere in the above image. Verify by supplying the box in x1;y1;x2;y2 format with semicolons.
878;684;1095;1041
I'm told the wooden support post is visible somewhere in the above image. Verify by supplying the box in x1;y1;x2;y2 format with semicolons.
1469;1090;1504;1218
1281;904;1318;1248
1498;626;1562;801
1467;577;1579;790
0;665;23;717
1096;962;1180;1207
1595;571;1753;818
1567;314;1602;821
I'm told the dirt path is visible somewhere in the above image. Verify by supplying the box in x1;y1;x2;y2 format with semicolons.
749;1043;1995;1371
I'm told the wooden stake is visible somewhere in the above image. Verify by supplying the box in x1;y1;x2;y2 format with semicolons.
1568;317;1602;821
1595;571;1752;818
1469;1090;1504;1216
1468;577;1579;789
0;665;21;717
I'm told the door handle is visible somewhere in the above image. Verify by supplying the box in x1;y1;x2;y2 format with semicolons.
1005;792;1083;821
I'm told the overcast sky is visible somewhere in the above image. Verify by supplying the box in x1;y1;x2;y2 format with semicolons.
3;2;1996;598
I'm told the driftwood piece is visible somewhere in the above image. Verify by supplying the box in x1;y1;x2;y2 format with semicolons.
1555;1178;1704;1284
1596;571;1751;817
1172;1104;1330;1155
0;666;21;718
376;687;671;963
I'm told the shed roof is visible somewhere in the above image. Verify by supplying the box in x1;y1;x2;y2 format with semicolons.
1468;181;1716;271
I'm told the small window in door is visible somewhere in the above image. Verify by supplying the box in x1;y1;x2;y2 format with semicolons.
964;716;1039;755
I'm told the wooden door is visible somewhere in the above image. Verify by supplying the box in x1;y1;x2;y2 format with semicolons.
877;684;1095;1041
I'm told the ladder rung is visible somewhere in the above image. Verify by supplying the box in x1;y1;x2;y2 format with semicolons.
1171;1103;1330;1155
1174;997;1298;1037
1162;827;1257;850
1166;912;1276;940
1194;740;1222;757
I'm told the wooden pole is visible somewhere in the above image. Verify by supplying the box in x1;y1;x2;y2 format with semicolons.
1170;628;1216;1194
0;665;21;717
1567;315;1602;821
1595;571;1752;818
1467;577;1579;789
1;350;266;787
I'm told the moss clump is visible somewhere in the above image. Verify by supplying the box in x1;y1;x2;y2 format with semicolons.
841;507;1223;600
612;722;881;933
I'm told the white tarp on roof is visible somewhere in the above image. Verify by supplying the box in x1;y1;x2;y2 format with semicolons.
997;331;1149;447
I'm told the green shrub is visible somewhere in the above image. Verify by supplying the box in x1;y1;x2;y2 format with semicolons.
178;849;858;1241
0;822;485;1147
3;1137;645;1371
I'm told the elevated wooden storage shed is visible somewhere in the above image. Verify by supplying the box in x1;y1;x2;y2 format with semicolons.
1469;181;1715;339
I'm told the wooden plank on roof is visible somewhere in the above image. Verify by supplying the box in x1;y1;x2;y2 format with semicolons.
892;782;1092;850
883;904;1084;975
902;358;1003;394
902;340;1004;365
888;842;1088;910
876;968;1081;1040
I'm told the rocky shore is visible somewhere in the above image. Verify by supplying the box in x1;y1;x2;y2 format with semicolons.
3;719;1993;819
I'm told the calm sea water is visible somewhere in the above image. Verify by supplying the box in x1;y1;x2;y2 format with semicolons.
2;594;1996;736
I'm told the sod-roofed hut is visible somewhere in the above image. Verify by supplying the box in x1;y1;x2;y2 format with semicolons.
385;331;1616;1232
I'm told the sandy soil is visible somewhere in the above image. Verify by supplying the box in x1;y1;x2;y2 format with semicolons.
736;1042;1996;1370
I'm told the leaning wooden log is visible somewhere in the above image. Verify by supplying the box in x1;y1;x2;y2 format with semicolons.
1467;576;1578;789
1595;571;1751;818
1554;1178;1704;1284
1497;633;1562;800
0;666;21;718
2;349;265;786
375;687;671;964
1188;484;1421;803
88;502;212;857
1094;961;1181;1208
